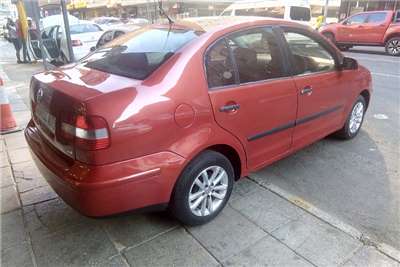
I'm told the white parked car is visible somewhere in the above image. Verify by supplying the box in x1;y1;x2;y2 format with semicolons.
220;0;311;25
59;21;104;61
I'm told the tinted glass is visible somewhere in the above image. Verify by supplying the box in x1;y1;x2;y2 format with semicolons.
367;12;387;23
346;14;367;24
113;31;125;38
97;31;113;47
284;31;335;75
84;28;200;80
206;39;236;88
228;28;284;83
290;6;311;21
70;23;101;34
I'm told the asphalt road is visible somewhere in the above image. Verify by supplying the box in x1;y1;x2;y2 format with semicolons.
1;39;399;249
254;46;400;249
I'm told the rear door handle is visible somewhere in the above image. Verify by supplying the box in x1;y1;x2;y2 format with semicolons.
300;86;313;96
219;103;240;112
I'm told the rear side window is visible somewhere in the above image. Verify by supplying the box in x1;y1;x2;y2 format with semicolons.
205;40;236;88
228;28;285;83
290;6;311;21
84;28;201;80
284;31;335;75
367;12;387;23
205;27;285;88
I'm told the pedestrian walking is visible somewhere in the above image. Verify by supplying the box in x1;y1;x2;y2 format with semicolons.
6;18;22;63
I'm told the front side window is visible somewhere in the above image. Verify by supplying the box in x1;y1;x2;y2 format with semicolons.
97;31;113;47
345;14;368;25
84;27;201;80
367;12;387;23
205;39;236;88
284;31;335;75
228;28;285;83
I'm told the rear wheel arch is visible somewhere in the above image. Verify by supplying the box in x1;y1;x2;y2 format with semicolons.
384;32;400;44
360;90;370;109
205;144;242;181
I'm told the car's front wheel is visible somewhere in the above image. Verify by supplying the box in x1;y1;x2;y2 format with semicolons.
385;37;400;56
170;150;234;226
334;95;366;139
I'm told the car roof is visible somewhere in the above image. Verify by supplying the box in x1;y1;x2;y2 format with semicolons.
173;16;309;33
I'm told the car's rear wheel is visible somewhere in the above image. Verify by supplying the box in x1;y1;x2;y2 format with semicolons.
385;37;400;56
170;150;234;226
334;95;366;139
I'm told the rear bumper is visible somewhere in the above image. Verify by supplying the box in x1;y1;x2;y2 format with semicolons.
25;120;185;216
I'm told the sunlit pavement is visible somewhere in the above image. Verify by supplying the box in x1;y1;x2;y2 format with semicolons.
1;40;400;266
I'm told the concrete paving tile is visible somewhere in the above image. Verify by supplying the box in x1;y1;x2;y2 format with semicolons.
0;210;27;250
19;185;57;206
13;110;31;128
0;151;9;167
342;246;400;267
1;242;34;267
223;235;313;267
272;214;362;266
1;185;20;214
1;167;14;188
13;161;46;193
230;186;305;233
230;177;263;203
23;198;98;240
32;224;119;267
4;131;28;150
102;211;178;249
123;228;219;267
98;254;129;267
8;147;32;164
0;140;4;152
187;206;267;261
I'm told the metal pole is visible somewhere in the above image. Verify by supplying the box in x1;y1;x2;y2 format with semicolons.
60;0;74;62
323;0;329;24
30;0;48;70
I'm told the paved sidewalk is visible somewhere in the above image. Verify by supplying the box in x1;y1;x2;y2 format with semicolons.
1;85;399;267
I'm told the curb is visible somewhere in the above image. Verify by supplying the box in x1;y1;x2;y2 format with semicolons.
247;175;400;263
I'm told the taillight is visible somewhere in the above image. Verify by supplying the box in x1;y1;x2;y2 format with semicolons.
72;39;83;46
60;115;110;151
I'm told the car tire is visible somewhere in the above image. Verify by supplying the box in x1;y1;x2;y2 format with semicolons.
334;95;366;139
385;37;400;56
170;150;234;226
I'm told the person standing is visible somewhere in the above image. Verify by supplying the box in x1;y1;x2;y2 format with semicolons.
6;18;22;63
15;18;31;63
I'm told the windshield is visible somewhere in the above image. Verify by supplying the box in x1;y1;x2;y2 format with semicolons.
84;27;200;80
290;6;311;21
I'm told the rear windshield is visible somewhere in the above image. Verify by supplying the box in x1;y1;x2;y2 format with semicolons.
290;6;311;21
84;27;200;80
70;23;102;34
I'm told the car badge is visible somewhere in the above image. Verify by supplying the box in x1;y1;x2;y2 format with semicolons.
36;88;44;102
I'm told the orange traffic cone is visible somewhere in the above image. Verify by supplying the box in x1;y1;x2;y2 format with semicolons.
1;78;19;134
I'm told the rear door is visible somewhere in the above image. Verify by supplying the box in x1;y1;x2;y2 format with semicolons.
206;27;298;170
281;27;347;150
364;12;390;43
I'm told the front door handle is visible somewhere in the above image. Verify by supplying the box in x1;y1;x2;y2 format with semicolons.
300;86;313;96
219;103;240;112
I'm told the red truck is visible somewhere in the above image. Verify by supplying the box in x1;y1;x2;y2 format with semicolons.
319;10;400;56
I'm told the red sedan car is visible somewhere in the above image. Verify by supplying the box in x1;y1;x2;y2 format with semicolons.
25;17;372;225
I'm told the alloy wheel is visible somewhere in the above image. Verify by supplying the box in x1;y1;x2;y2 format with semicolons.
349;102;364;134
387;39;400;55
188;166;228;217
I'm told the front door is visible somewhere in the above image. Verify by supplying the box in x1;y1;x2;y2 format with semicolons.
337;13;368;43
206;27;298;170
281;28;347;150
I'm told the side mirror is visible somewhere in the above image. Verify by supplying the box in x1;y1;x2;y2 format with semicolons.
90;46;96;52
339;57;358;70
